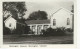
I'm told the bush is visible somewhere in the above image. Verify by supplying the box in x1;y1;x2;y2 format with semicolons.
42;27;56;36
56;28;66;36
66;28;73;32
23;25;30;34
3;27;11;35
42;27;66;36
13;23;30;35
3;22;11;35
28;30;35;34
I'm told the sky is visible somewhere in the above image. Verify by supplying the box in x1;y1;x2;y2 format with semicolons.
23;0;74;19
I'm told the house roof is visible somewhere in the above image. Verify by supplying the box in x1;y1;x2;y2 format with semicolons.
51;7;73;17
4;16;16;23
25;20;50;25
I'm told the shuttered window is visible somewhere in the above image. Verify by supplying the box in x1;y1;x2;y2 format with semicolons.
67;18;70;25
53;19;56;26
9;23;11;27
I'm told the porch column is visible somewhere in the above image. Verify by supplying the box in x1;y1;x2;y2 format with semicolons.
42;25;44;30
35;25;38;35
41;25;44;35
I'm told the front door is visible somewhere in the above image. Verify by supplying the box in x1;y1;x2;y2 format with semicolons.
37;25;42;35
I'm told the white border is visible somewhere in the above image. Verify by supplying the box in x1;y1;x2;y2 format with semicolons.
0;0;77;48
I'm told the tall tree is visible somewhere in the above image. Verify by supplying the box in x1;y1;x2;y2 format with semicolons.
3;2;27;20
27;10;48;20
3;2;31;34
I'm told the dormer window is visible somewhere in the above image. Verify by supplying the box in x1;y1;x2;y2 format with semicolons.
53;19;56;26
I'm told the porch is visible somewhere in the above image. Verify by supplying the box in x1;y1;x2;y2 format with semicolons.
28;24;50;35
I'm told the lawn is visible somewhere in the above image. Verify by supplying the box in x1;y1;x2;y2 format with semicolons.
3;34;73;44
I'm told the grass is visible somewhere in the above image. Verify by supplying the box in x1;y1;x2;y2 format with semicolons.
3;34;73;44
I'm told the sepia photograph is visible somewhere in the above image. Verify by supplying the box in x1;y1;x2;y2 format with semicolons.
3;0;74;44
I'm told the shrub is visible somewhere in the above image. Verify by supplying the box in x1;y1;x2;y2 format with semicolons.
41;30;46;36
23;25;30;34
3;27;11;35
3;22;11;35
56;28;66;36
42;27;56;36
29;30;35;34
42;27;66;36
66;28;73;32
13;23;30;35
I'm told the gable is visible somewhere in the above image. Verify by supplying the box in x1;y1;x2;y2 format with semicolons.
51;8;73;19
4;16;16;23
51;8;73;16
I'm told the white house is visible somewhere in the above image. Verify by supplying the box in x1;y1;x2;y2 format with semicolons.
50;8;73;29
25;8;74;35
4;16;26;33
4;16;16;31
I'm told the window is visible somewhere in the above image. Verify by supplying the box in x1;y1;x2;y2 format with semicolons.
9;23;11;27
67;18;70;25
53;19;56;26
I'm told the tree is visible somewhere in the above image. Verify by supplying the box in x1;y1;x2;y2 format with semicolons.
3;2;29;34
3;2;27;20
27;10;48;20
14;23;30;34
